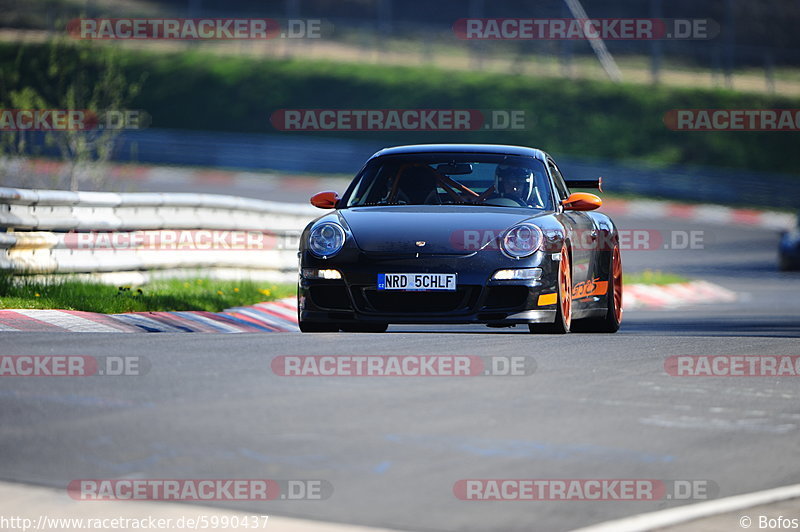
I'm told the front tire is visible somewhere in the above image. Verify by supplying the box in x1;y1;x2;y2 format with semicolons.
572;245;623;333
529;245;572;334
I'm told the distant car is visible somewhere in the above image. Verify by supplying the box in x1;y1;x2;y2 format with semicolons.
779;213;800;271
298;144;622;334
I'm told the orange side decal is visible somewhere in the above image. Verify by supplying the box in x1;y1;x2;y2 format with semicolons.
572;278;609;300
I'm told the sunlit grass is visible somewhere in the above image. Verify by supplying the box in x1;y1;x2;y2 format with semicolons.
0;275;296;313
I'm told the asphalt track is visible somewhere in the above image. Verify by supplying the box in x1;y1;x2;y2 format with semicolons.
1;193;799;530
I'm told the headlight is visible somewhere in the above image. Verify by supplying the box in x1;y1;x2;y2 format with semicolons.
501;223;543;259
492;268;542;280
302;268;342;280
308;222;346;258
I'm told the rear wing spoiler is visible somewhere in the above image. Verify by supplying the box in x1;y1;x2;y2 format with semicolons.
565;178;602;192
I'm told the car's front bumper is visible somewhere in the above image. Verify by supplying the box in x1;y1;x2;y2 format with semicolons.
298;250;561;325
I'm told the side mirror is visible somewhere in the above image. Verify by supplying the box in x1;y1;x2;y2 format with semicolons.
562;192;602;211
310;191;340;209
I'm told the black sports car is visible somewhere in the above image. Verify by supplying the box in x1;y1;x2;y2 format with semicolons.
298;144;622;334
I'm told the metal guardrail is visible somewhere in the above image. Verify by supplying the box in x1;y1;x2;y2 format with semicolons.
0;187;320;283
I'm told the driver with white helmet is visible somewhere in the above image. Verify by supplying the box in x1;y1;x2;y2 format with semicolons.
486;164;535;206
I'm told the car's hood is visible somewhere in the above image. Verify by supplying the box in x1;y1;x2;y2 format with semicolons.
339;205;549;254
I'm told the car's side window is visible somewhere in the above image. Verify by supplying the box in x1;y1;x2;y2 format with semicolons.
547;159;569;204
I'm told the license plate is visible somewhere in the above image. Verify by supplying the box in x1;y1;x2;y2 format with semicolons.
377;273;456;291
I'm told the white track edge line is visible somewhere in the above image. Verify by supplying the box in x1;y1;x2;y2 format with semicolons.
572;483;800;532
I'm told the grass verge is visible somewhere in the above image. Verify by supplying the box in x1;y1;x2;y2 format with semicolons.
0;276;296;313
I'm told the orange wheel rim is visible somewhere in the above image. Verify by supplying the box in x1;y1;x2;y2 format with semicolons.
561;247;572;327
612;246;623;323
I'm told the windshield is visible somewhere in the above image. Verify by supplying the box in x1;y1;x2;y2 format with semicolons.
343;153;553;210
